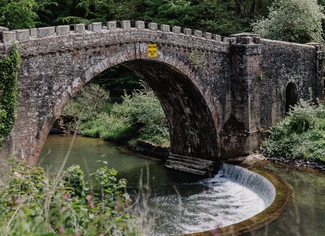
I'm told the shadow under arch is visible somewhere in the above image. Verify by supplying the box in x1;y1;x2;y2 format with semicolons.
120;59;219;160
285;82;298;113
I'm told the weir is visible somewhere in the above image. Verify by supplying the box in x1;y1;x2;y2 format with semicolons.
218;164;276;208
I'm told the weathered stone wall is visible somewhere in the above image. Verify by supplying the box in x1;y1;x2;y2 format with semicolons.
0;21;233;169
0;21;323;175
259;39;319;128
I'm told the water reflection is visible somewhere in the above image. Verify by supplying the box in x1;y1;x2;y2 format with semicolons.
243;162;325;236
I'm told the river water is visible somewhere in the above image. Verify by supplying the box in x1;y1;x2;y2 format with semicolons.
38;134;267;235
38;134;325;235
243;162;325;236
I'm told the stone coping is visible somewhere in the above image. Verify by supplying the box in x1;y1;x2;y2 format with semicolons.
0;21;228;44
180;163;292;236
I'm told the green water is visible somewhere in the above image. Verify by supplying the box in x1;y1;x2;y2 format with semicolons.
40;134;325;235
38;134;268;235
243;162;325;236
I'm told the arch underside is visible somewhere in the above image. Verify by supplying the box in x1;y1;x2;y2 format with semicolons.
122;60;219;160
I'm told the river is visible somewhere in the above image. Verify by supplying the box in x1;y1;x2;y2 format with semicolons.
39;134;325;235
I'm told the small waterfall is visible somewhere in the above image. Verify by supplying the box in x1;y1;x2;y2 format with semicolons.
218;164;276;207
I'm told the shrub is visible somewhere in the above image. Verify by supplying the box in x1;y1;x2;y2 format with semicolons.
79;84;170;146
62;83;110;121
110;86;169;145
0;158;137;236
261;98;325;161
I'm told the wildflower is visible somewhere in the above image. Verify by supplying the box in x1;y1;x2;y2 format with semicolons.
63;195;69;201
59;226;64;233
114;202;120;210
15;198;20;204
86;195;92;201
125;202;129;208
88;202;94;208
210;229;218;236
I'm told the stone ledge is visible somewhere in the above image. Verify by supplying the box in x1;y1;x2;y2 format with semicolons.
136;139;169;160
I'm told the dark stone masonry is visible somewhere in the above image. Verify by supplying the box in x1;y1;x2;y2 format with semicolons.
0;21;324;175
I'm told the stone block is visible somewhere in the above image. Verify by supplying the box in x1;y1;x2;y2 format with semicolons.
172;26;181;33
184;28;191;35
1;31;15;43
205;32;212;39
30;28;37;38
214;35;221;41
148;23;157;31
230;37;237;44
121;21;131;29
15;29;29;41
241;36;253;45
102;26;107;30
91;22;102;32
223;37;230;44
0;26;8;32
56;25;69;36
194;30;202;37
107;21;117;30
37;27;55;38
49;27;56;36
87;24;92;31
75;24;85;33
161;24;170;32
136;21;145;29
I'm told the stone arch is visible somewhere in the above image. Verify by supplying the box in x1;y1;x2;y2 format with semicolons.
285;82;298;113
39;49;219;166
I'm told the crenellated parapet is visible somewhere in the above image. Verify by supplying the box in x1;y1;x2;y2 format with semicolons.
0;20;228;48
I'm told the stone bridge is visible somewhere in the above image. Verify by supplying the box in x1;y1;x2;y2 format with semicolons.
0;21;324;175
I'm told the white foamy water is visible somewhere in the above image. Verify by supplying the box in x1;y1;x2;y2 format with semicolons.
148;165;273;236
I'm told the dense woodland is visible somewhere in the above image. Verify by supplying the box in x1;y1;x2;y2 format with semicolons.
1;0;275;36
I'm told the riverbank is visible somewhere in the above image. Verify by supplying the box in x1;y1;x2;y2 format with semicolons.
265;156;325;171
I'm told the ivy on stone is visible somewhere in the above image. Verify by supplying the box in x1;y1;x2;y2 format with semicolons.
0;44;20;148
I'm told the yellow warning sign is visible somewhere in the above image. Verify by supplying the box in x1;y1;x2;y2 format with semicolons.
148;44;157;57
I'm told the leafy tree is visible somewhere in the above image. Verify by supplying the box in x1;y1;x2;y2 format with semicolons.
0;0;56;29
252;0;325;43
144;0;273;36
91;65;143;103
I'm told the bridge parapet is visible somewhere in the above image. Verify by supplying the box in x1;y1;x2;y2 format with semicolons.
0;20;225;46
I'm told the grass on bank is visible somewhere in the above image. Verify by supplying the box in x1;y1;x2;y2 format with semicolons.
62;83;170;148
261;97;325;162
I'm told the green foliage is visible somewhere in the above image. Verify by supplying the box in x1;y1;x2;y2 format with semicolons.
0;0;57;29
77;83;169;146
109;85;170;145
0;158;136;236
252;0;325;43
62;83;110;121
144;0;273;36
91;65;143;103
1;0;274;36
0;44;20;148
261;98;325;162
